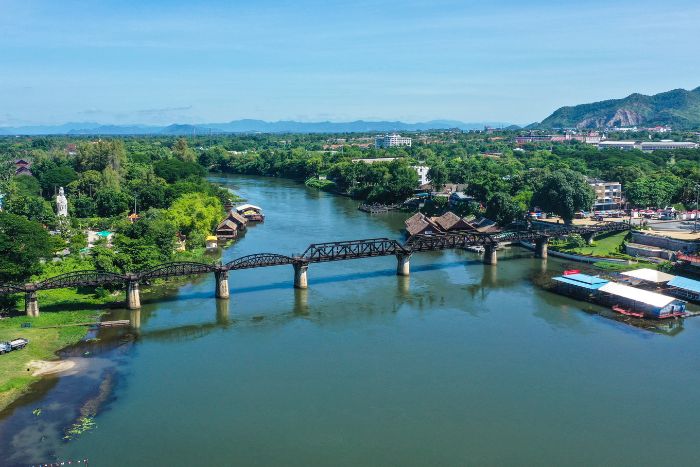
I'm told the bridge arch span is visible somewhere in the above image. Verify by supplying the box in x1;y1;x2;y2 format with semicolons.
225;253;297;270
37;270;128;290
0;283;26;294
138;262;218;281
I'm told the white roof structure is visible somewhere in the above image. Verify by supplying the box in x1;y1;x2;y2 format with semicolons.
235;204;262;212
598;282;679;308
620;268;675;283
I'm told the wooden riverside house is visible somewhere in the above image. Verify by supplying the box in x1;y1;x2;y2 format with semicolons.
404;211;502;237
215;211;248;240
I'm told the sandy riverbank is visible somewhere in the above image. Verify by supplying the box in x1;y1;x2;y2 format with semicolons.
29;359;77;376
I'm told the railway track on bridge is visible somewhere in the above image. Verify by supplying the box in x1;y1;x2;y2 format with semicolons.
1;221;630;315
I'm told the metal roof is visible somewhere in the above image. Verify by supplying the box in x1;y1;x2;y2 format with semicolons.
620;268;675;283
668;276;700;294
235;204;262;212
552;274;609;290
598;282;682;308
563;273;608;285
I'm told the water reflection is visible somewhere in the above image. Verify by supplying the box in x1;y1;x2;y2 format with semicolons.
215;299;230;324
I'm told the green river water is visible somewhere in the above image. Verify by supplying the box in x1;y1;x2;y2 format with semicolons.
1;175;699;466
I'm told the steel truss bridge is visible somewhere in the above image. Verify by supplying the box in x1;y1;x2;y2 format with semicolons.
2;221;629;311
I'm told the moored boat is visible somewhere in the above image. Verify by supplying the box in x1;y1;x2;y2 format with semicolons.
612;305;644;318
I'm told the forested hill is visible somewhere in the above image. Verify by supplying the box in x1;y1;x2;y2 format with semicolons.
537;87;700;129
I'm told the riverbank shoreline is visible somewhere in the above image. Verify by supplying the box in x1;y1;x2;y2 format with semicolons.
0;310;100;413
0;235;239;413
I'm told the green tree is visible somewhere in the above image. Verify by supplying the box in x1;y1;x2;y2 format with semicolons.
0;212;52;283
71;194;97;218
95;189;131;217
428;162;449;191
166;193;223;244
39;165;78;193
486;192;522;226
626;175;680;208
4;193;56;225
530;170;595;224
154;159;206;183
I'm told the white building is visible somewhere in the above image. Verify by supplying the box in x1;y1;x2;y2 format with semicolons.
640;141;699;151
413;165;430;186
597;141;638;150
375;134;412;148
589;179;622;210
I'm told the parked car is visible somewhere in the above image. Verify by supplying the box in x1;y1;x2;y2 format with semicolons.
0;338;29;354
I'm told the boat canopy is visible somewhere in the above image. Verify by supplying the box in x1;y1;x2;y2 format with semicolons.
620;268;675;283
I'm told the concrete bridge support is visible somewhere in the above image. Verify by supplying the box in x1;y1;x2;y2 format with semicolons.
294;262;309;289
215;269;230;299
483;244;498;265
126;279;141;310
396;253;411;276
25;289;39;317
535;237;549;259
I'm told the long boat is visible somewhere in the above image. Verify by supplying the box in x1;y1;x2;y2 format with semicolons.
611;305;644;318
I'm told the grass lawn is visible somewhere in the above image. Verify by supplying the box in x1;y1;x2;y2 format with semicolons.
562;232;629;257
0;310;100;412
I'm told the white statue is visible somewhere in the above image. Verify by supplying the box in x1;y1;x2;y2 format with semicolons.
56;187;68;217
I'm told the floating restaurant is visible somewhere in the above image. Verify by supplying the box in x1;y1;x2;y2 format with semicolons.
552;273;687;319
619;268;700;303
235;204;265;222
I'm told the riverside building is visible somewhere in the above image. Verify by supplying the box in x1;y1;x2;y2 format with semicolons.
374;134;412;148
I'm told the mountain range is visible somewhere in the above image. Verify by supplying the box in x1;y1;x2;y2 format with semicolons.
0;119;516;136
537;86;700;129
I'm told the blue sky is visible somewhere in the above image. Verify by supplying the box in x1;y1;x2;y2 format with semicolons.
1;0;699;126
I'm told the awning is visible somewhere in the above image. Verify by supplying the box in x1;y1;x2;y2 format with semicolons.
598;282;679;308
668;276;700;295
620;268;675;283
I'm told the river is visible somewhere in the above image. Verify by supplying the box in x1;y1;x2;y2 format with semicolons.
2;174;700;466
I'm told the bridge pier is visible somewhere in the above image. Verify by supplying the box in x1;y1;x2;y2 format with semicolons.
25;288;39;317
294;262;309;289
535;237;549;259
126;277;141;310
215;269;230;299
396;253;411;276
483;244;498;265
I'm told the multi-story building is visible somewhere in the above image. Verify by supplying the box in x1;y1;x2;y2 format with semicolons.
515;135;555;144
589;179;623;211
414;165;430;186
597;141;638;150
374;134;412;148
598;140;699;151
640;141;699;151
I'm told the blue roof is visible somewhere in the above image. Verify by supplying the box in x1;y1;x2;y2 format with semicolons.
553;274;609;290
668;276;700;294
